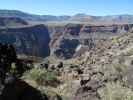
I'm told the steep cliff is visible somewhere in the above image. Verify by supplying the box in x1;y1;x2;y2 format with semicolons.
0;18;133;59
49;24;133;59
0;24;50;57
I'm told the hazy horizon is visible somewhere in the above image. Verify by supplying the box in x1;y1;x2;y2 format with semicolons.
0;0;133;16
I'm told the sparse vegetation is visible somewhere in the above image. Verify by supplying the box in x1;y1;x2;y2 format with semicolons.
22;68;59;87
1;8;133;100
125;48;133;56
98;82;133;100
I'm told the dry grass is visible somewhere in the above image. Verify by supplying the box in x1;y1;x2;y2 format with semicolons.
98;81;133;100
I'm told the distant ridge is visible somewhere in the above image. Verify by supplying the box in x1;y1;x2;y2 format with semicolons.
0;9;133;24
0;17;28;27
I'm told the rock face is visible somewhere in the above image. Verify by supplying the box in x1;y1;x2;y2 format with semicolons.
54;39;80;59
72;31;133;100
49;24;133;59
81;25;124;33
64;24;82;36
0;24;50;57
0;16;133;59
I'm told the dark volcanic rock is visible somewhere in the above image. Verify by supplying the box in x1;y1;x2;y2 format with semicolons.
1;79;47;100
54;39;80;59
0;24;50;57
64;24;82;36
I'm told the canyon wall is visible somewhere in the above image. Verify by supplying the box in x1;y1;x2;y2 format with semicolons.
0;18;133;59
0;24;50;57
49;24;133;59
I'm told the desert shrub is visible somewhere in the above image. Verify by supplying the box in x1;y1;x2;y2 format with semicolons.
98;81;133;100
113;63;128;73
22;68;60;87
111;36;120;44
125;48;133;56
97;64;128;81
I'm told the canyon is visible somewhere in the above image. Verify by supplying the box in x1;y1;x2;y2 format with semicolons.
0;10;133;59
0;15;133;59
1;10;133;100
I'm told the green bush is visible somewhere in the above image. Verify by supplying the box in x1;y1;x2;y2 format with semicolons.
22;68;59;87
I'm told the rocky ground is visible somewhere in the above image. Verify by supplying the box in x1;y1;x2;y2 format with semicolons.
26;31;133;100
1;31;133;100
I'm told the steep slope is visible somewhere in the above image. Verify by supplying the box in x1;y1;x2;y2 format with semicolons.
32;31;133;100
0;24;50;57
72;31;133;100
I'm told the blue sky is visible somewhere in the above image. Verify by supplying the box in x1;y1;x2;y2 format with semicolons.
0;0;133;16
